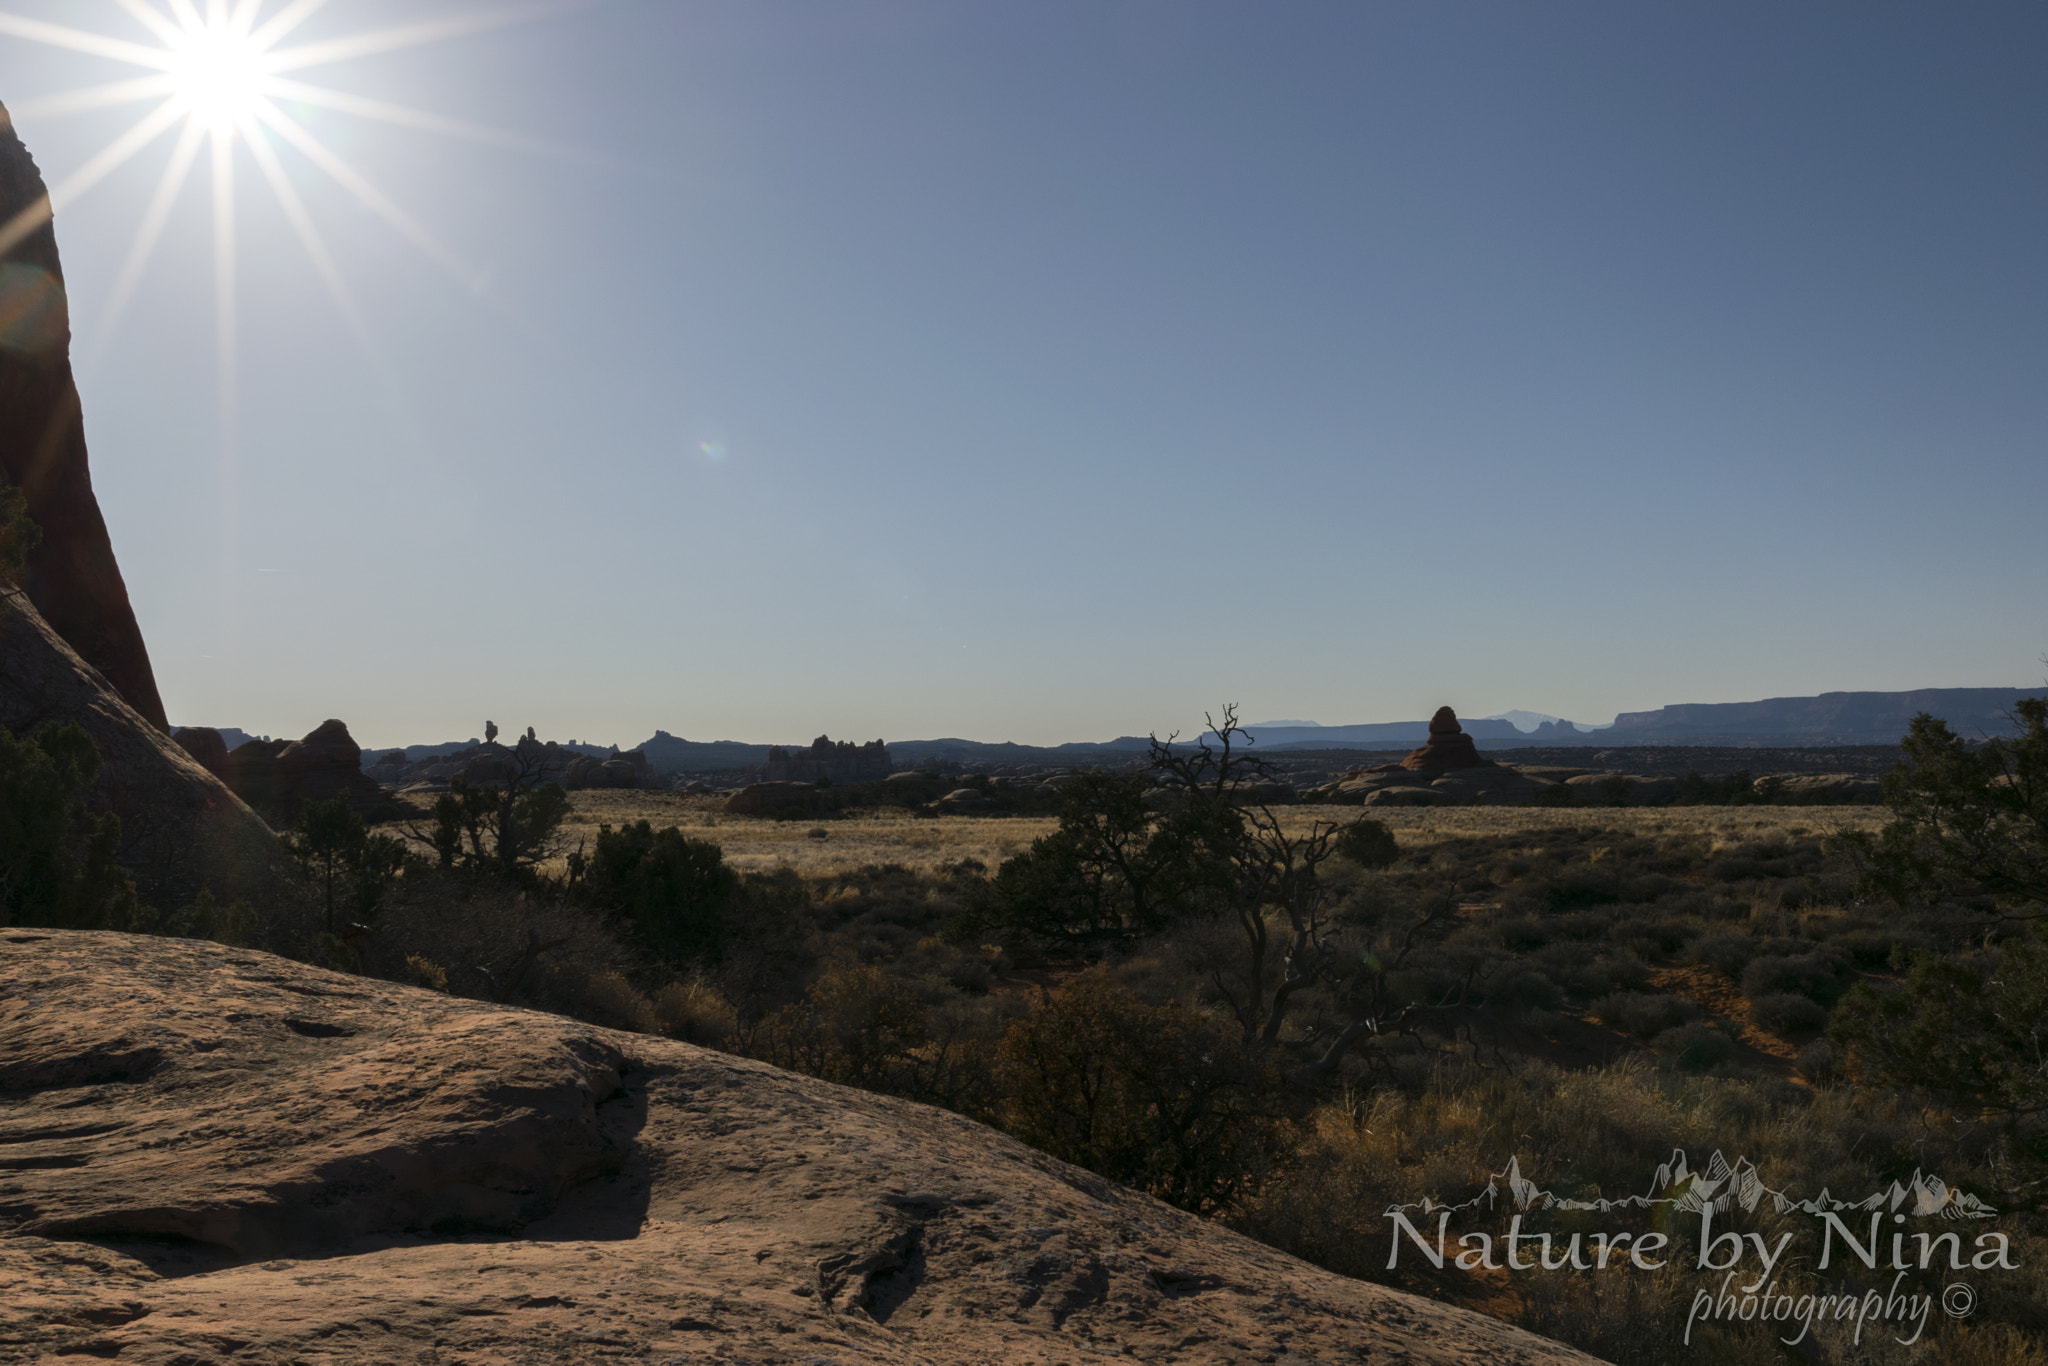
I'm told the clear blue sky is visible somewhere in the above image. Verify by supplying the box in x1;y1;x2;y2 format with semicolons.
4;1;2043;747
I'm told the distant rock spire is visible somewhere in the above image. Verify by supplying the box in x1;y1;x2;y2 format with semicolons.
1399;706;1497;771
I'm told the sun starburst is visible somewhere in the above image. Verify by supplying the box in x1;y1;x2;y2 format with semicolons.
0;0;588;637
0;0;587;402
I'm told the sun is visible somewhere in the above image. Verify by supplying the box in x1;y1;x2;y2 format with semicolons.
0;0;583;356
0;0;582;623
166;18;271;130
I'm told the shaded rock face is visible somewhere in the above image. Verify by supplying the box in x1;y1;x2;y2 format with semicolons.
1399;705;1497;772
0;594;278;907
170;725;230;779
219;720;390;823
0;931;1601;1366
0;106;166;730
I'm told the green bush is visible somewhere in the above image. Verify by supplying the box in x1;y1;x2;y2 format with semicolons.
994;970;1288;1215
1689;929;1757;976
1332;817;1399;869
1592;990;1700;1038
1740;949;1850;1006
0;721;138;930
1655;1021;1734;1071
1749;990;1827;1035
577;820;742;964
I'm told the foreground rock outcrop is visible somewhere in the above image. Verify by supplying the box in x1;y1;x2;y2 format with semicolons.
0;594;279;907
0;931;1601;1365
0;104;168;730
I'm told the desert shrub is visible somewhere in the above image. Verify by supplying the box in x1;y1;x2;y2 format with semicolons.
427;775;571;876
1332;817;1399;869
0;720;139;931
1655;1021;1734;1071
650;977;737;1044
284;795;411;932
1795;1037;1834;1083
360;869;649;1028
1608;913;1692;956
1833;924;1936;968
1690;929;1757;976
1495;916;1549;951
1748;990;1827;1035
0;481;41;586
577;820;742;964
540;965;659;1033
1592;990;1700;1038
403;954;449;991
1544;867;1621;909
1591;949;1652;991
753;961;998;1115
1740;948;1850;1006
1233;1055;2036;1362
1936;1323;2048;1366
147;889;257;946
1550;909;1614;940
1486;964;1563;1010
994;969;1288;1215
758;961;928;1090
966;772;1221;952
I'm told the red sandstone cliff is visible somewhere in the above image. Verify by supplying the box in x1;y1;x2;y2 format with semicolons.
0;102;168;730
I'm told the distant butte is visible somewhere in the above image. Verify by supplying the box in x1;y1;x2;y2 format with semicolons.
1397;706;1498;772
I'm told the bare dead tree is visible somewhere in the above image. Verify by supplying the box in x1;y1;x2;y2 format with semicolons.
1151;704;1471;1071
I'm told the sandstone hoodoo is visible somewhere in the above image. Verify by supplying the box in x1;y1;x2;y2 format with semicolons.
1398;705;1497;772
1;931;1600;1365
0;103;168;730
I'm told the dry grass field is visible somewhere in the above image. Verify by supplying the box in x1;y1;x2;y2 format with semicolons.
555;789;1888;876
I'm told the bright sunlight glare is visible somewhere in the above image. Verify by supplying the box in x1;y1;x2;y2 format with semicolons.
0;0;585;645
168;22;271;129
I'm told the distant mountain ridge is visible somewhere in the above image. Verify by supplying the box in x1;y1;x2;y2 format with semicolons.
1604;687;2041;746
260;684;2047;775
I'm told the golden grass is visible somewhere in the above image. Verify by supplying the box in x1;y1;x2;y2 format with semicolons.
554;790;1060;877
551;792;1887;878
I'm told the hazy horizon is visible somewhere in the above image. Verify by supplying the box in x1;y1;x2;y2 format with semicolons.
4;1;2043;750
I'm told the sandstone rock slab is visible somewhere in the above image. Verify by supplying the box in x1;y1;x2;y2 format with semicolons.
0;931;1602;1365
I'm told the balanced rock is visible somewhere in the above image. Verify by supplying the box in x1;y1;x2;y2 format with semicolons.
1398;706;1497;772
0;931;1600;1366
0;104;167;729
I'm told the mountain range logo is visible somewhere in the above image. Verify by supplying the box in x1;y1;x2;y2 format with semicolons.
1388;1149;1997;1222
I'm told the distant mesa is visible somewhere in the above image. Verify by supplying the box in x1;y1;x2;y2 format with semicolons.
761;735;890;785
1398;707;1497;772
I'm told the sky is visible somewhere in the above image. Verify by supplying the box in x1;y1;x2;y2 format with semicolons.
1;1;2043;749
